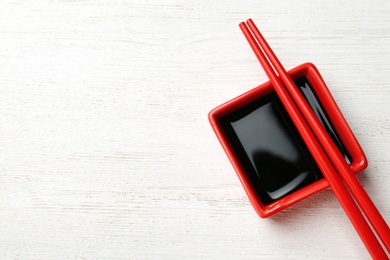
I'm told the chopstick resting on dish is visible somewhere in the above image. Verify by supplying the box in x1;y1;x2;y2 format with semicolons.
239;19;389;259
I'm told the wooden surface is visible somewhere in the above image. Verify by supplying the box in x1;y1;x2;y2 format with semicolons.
0;1;389;259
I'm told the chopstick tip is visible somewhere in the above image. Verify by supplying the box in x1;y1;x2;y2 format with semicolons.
239;22;248;31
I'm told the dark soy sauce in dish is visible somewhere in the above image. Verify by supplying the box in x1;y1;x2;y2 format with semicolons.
295;77;351;164
220;76;351;205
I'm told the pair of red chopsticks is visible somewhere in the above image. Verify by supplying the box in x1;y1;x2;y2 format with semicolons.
239;19;390;259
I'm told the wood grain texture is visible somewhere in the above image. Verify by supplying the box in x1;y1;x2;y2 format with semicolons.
0;0;389;259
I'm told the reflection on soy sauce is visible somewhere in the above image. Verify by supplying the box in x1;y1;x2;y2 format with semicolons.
220;76;351;205
252;150;311;200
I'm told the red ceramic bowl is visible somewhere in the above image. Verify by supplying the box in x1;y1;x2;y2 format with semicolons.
208;62;367;218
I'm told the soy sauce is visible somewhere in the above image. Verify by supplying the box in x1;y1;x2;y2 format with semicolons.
295;77;351;164
220;76;351;205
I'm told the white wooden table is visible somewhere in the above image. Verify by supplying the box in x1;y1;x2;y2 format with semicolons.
1;1;389;259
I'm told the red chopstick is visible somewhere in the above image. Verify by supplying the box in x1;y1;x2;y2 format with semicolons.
240;19;389;259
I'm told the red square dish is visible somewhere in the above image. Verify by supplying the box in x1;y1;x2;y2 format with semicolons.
208;62;367;218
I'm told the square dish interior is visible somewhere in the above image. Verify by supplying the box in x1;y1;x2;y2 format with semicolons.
219;76;351;205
